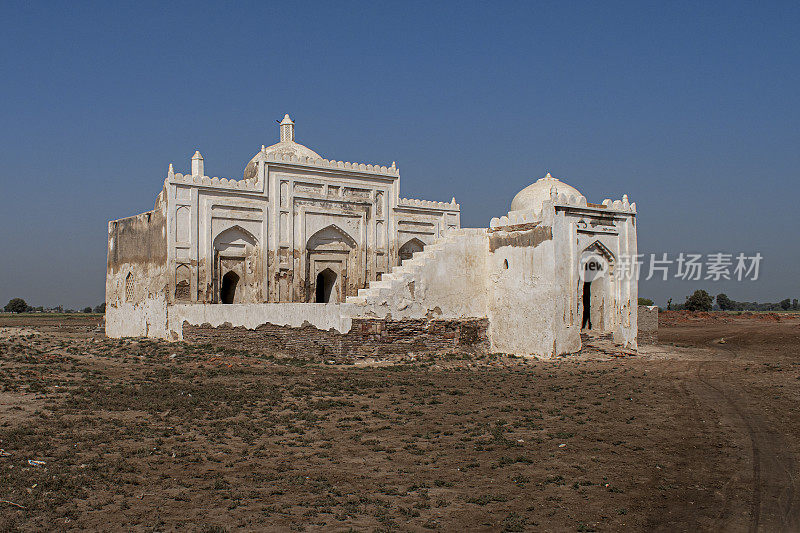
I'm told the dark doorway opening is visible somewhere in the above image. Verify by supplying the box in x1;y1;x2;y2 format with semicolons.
220;271;239;304
582;281;592;330
315;268;337;303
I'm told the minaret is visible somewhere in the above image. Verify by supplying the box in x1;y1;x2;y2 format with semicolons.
191;151;204;176
280;114;295;143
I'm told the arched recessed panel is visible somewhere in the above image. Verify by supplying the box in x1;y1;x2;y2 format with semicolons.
399;237;425;262
125;272;134;302
213;225;258;254
175;264;191;301
581;240;615;265
176;206;191;243
307;224;356;251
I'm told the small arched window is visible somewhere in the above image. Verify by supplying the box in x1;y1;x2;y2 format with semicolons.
503;259;509;269
125;272;134;302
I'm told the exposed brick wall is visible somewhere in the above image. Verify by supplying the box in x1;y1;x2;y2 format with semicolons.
638;305;659;345
182;318;490;360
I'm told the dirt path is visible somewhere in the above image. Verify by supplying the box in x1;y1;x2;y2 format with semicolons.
661;321;800;532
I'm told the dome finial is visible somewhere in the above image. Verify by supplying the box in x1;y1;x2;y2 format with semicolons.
280;114;295;143
544;172;553;179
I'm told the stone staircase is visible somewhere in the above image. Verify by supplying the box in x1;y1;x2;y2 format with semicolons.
346;239;449;306
346;228;490;307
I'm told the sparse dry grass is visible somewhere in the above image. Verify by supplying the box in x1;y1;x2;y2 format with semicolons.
1;314;799;530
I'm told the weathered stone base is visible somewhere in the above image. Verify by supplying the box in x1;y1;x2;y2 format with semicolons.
182;318;489;359
637;305;659;345
638;331;658;345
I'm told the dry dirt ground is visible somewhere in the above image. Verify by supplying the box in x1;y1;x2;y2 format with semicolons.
0;312;799;532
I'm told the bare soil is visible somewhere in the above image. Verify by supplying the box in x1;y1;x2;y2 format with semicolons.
0;312;798;531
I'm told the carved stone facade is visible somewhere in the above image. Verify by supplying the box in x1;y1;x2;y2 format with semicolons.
106;114;460;315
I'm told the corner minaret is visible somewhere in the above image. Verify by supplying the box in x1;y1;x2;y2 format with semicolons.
191;151;204;176
280;114;295;143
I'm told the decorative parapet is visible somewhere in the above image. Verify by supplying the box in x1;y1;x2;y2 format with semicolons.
552;190;635;214
490;193;635;229
397;197;460;211
490;209;540;229
265;153;400;177
599;194;636;213
166;163;262;192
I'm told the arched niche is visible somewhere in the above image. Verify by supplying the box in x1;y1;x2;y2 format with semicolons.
213;225;258;255
398;237;425;262
306;224;357;252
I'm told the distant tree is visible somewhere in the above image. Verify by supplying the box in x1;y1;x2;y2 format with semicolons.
4;298;28;314
793;299;799;310
716;293;734;311
685;290;713;312
55;305;63;313
82;306;93;313
638;297;654;306
93;303;106;314
780;298;791;311
667;298;673;310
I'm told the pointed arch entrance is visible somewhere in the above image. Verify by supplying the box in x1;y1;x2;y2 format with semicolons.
305;224;356;303
212;225;259;304
579;241;615;333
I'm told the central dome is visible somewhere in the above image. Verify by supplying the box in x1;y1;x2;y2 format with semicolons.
510;173;582;212
243;114;322;179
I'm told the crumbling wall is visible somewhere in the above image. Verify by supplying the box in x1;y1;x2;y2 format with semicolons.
637;305;658;344
105;192;169;337
182;317;489;359
487;219;579;357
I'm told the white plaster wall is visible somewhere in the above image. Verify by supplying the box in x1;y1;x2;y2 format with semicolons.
412;230;489;318
167;303;356;340
344;229;490;321
105;295;169;338
487;212;580;358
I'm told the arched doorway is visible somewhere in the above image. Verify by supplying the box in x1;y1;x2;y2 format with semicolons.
305;225;356;303
579;241;615;332
212;225;258;304
582;257;604;330
315;268;337;303
220;271;239;304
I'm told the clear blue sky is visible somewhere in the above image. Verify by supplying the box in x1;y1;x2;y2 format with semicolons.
1;1;798;309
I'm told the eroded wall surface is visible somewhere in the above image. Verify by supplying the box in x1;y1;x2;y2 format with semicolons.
487;220;579;357
182;317;489;359
105;191;169;338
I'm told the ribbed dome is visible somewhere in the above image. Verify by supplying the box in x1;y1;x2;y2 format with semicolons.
243;114;323;179
510;173;582;212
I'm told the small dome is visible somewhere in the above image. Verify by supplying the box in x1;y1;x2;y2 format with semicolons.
510;173;582;212
243;114;323;179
